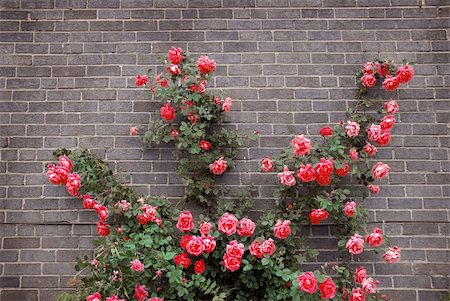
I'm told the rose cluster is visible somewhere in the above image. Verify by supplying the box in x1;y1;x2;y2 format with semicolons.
359;60;414;91
47;155;80;196
297;272;337;299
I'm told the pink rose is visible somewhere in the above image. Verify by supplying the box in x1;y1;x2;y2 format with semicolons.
278;165;296;186
170;129;179;139
202;235;216;253
213;96;221;106
384;98;399;114
249;239;264;258
199;221;212;236
349;288;366;301
199;140;211;151
135;74;148;87
58;155;73;171
47;164;69;185
218;212;238;236
366;124;382;141
296;163;316;182
209;157;228;175
130;126;138;136
363;142;378;156
349;148;359;160
320;126;333;137
291;135;311;157
133;284;148;301
376;61;390;76
197;55;216;74
197;83;206;94
319;277;337;299
186;236;205;256
167;64;181;75
396;64;414;83
383;246;400;263
160;103;175;121
237;218;255;237
382;75;400;91
222;97;232;112
297;271;318;294
362;62;375;74
66;172;81;196
174;253;191;269
315;158;334;177
362;277;380;294
376;130;391;146
83;195;96;209
366;227;383;247
106;295;125;301
345;120;360;138
86;292;102;301
116;199;130;212
94;204;108;221
130;259;144;272
354;266;367;284
148;298;163;301
226;240;245;258
361;73;376;88
176;211;194;232
309;209;329;225
372;162;390;179
223;254;241;272
380;115;395;131
261;157;274;172
368;184;380;194
343;201;356;218
167;47;184;65
346;234;365;255
273;220;292;239
96;221;110;236
261;238;276;256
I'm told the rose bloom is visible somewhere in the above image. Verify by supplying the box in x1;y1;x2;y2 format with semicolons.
368;184;380;194
47;164;69;185
383;246;400;263
197;55;216;74
296;163;316;182
116;199;130;212
249;239;264;258
180;234;192;250
361;73;376;88
86;292;102;301
396;64;414;83
363;142;378;156
345;120;360;138
376;130;391;146
366;227;383;247
343;201;357;218
176;211;194;232
218;212;239;235
160;103;175;121
170;129;179;139
148;298;163;301
319;277;337;299
315;157;334;177
135;74;148;87
197;83;206;94
346;234;365;255
83;194;96;209
349;148;359;160
335;163;349;177
354;266;367;284
366;124;382;141
202;235;216;253
96;221;110;236
372;162;390;179
382;75;400;91
362;62;375;74
237;218;255;237
106;295;125;301
362;277;380;294
130;259;144;272
297;271;318;294
94;203;108;221
194;259;206;274
380;115;395;131
291;135;311;157
226;240;245;258
66;172;81;196
199;221;212;236
167;46;183;64
309;209;329;225
222;97;232;112
316;175;331;186
384;98;399;114
58;155;73;171
199;140;211;151
261;238;276;256
209;157;228;175
349;288;366;301
376;61;391;76
130;126;138;136
133;284;148;301
278;165;296;186
273;219;292;239
174;253;191;269
223;254;242;272
186;236;205;256
213;96;221;106
261;157;274;172
320;126;333;137
167;64;181;75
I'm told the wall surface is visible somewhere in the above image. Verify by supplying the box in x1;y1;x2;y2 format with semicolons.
0;0;449;300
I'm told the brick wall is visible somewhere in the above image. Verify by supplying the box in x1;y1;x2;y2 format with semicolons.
0;1;449;300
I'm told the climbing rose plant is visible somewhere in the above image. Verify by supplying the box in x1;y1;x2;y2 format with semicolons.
48;50;412;301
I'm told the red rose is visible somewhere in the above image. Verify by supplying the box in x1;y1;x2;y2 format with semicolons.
130;126;138;136
319;126;333;137
297;271;318;294
180;234;192;250
380;115;395;131
396;64;414;83
316;174;331;186
223;254;241;272
362;62;375;74
47;164;69;185
376;62;390;76
296;163;316;182
261;157;274;172
167;47;184;65
176;211;194;232
225;240;245;258
86;292;102;301
309;209;329;225
209;157;228;175
361;73;376;88
384;98;399;114
354;266;367;284
376;130;391;146
160;103;175;121
194;259;206;274
96;221;110;237
273;219;291;240
366;227;383;247
335;163;349;177
133;284;148;301
343;201;356;218
174;253;191;269
83;195;96;209
130;259;144;272
349;288;366;301
186;236;205;256
363;142;378;156
160;78;168;88
249;239;264;259
65;172;81;196
135;74;148;87
93;203;108;221
58;155;73;171
319;277;337;299
368;184;380;194
196;55;216;74
315;157;334;177
291;135;311;157
382;75;400;91
199;140;211;151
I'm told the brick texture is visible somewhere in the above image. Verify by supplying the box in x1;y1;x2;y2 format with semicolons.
1;1;449;300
